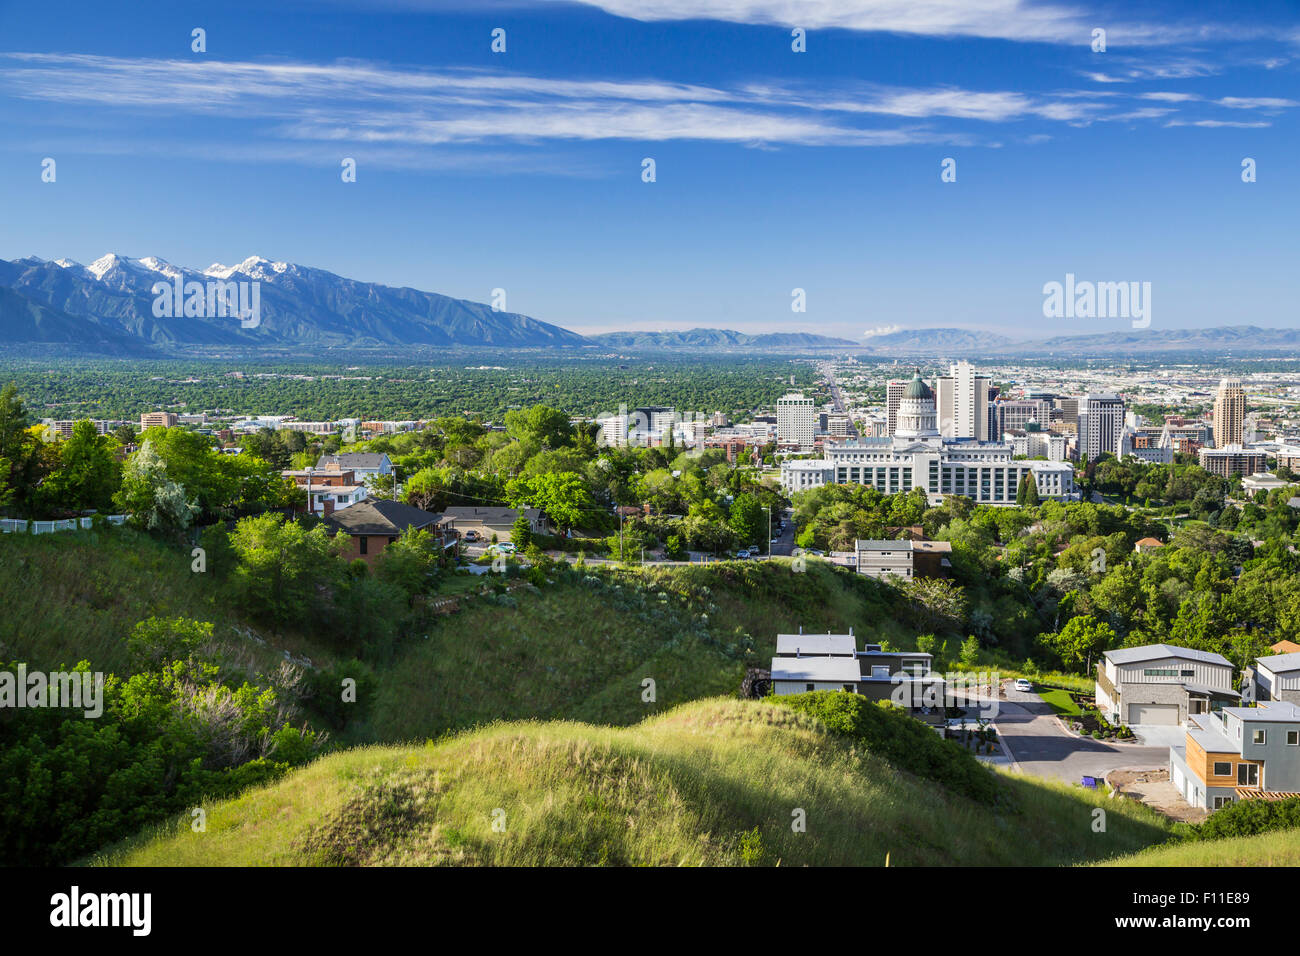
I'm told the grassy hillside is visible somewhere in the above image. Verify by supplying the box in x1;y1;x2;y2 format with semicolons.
0;527;316;678
1099;829;1300;866
92;697;1172;867
361;557;912;742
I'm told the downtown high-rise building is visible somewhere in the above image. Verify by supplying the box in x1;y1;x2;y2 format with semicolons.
935;361;993;440
776;392;816;449
1212;378;1246;449
886;379;907;436
1078;394;1125;460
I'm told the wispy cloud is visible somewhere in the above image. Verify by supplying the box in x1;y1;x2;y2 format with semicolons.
0;51;1283;166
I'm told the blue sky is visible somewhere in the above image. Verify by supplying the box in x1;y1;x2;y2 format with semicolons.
1;0;1297;340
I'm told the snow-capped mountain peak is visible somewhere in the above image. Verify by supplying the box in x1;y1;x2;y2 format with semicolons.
87;253;126;280
204;255;290;280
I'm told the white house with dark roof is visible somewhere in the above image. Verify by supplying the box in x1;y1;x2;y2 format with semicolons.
1253;652;1300;706
1096;644;1238;728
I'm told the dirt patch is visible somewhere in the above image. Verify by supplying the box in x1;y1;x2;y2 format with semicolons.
1109;769;1207;824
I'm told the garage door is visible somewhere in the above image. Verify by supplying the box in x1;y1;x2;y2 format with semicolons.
1129;703;1179;725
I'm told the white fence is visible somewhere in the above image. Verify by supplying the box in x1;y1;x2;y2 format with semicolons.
0;515;127;534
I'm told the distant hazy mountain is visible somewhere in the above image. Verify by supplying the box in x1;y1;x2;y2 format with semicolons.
591;328;857;349
0;254;590;349
1026;325;1300;353
859;328;1018;353
859;325;1300;355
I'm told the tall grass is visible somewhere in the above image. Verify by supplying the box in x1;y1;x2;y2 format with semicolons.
92;697;1172;867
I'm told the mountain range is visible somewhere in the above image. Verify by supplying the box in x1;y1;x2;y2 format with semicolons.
0;254;588;350
589;328;858;349
2;255;1297;356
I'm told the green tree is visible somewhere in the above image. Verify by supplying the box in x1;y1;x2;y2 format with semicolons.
511;513;533;549
114;440;199;533
39;420;121;512
728;493;765;548
1016;473;1041;507
229;513;341;632
1041;614;1117;673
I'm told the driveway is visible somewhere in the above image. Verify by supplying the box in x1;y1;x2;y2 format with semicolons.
1129;725;1186;749
989;683;1170;784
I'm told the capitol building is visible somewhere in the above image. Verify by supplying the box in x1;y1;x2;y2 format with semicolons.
780;372;1077;506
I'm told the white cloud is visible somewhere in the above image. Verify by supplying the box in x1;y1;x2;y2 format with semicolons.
1215;96;1298;109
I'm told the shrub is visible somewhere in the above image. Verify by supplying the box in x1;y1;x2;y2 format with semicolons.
773;691;1003;807
1196;796;1300;842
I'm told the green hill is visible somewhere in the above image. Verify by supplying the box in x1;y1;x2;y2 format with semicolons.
91;696;1172;867
1099;829;1300;867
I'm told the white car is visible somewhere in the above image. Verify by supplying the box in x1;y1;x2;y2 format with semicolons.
735;549;750;559
1014;678;1033;693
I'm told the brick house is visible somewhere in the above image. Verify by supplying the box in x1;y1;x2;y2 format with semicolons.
324;497;448;564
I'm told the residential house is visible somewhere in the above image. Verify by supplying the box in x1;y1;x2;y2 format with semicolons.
324;497;448;564
775;633;856;657
439;506;549;543
1133;536;1165;555
282;468;367;517
1270;640;1300;656
1169;701;1300;811
854;538;952;580
768;633;946;723
1253;653;1300;706
315;453;394;492
1096;644;1239;727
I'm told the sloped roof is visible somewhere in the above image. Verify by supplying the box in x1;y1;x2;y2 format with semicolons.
1104;643;1231;668
317;453;390;470
1256;652;1300;675
324;497;440;536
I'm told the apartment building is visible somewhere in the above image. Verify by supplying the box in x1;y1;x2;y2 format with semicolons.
1078;394;1124;460
1213;378;1247;449
140;411;178;430
1198;445;1269;478
1170;701;1300;811
776;393;816;450
936;361;993;440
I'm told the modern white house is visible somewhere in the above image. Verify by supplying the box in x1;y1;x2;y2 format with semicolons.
1252;652;1300;706
769;655;862;694
1096;644;1238;727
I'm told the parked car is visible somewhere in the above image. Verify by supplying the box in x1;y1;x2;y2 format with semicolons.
462;530;480;542
735;549;751;559
1015;678;1033;692
489;542;517;554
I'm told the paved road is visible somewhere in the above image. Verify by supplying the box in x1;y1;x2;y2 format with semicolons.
991;683;1170;783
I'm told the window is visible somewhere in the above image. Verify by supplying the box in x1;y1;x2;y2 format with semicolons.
1289;731;1299;746
842;684;856;693
1238;763;1259;787
805;683;815;692
1212;762;1231;777
359;536;368;555
1212;796;1233;810
1253;729;1267;745
1143;668;1179;677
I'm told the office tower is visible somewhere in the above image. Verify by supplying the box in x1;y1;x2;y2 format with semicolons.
935;361;992;439
776;393;816;449
886;379;906;436
1212;378;1246;449
1078;394;1125;460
